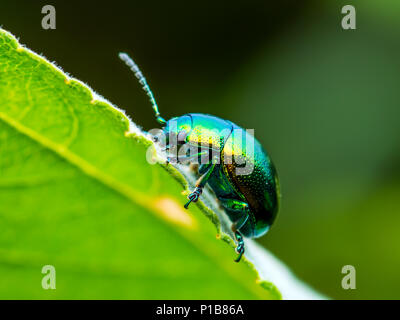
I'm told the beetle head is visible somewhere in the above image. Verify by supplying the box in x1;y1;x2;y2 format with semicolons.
162;115;192;147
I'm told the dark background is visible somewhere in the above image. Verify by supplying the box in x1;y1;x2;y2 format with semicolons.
2;0;400;299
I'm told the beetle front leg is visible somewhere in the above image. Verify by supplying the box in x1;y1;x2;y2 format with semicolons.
184;162;216;209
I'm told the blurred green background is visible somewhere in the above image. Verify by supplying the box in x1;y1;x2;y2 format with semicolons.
2;0;400;299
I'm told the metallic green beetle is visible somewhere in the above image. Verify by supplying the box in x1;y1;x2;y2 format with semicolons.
120;53;280;262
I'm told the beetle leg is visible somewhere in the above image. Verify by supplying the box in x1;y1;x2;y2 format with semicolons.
218;198;250;229
219;198;249;213
184;163;216;209
198;163;212;174
166;150;208;165
218;198;250;262
231;214;250;233
234;231;245;262
231;215;249;262
184;187;202;209
189;163;199;174
177;151;208;164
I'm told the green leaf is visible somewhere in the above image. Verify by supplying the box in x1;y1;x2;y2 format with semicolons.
0;28;321;300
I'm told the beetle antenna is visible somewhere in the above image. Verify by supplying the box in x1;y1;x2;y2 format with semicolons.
119;52;166;125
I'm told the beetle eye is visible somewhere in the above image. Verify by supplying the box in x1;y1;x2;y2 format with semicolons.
177;130;188;144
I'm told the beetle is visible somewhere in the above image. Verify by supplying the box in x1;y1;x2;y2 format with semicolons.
119;53;280;262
